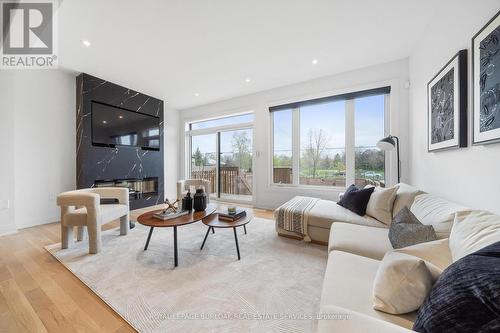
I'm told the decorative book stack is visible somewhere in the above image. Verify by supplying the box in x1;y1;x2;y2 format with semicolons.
153;210;189;220
218;209;247;222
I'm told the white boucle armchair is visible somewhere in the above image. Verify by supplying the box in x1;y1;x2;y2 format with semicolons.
57;187;130;254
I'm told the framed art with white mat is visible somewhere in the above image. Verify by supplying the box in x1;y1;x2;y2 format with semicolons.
427;50;468;152
473;10;500;145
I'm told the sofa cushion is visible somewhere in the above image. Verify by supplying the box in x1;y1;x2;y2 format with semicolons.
413;241;500;333
373;252;433;314
410;193;470;238
394;238;452;280
389;207;437;249
318;304;414;333
449;210;500;262
393;183;425;217
321;251;416;329
328;222;392;260
366;185;399;225
308;199;386;229
338;185;375;216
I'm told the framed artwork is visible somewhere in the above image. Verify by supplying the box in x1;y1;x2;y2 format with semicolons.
427;50;468;152
472;10;500;144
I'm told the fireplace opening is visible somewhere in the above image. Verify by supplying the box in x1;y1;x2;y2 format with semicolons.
94;177;159;200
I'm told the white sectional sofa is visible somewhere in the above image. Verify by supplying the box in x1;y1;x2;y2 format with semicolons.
274;183;500;331
315;184;478;332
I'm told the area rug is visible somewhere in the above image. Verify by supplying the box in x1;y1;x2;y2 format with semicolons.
46;218;327;333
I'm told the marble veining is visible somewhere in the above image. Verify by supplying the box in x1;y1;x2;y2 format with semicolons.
76;73;164;209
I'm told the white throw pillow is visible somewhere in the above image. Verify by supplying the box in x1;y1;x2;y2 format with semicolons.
449;210;500;262
394;238;452;280
372;252;433;314
365;185;399;225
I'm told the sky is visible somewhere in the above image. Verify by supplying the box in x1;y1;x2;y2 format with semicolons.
190;94;385;159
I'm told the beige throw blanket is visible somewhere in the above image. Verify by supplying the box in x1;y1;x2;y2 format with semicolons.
275;196;319;242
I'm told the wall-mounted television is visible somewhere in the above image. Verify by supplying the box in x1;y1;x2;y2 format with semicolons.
91;101;160;150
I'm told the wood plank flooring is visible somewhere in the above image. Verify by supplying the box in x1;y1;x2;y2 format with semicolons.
0;204;274;332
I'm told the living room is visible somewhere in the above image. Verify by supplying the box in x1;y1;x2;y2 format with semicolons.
1;1;500;332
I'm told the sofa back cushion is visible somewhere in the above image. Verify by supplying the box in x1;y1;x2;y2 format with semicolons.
366;185;399;225
392;183;425;217
449;210;500;262
410;193;470;238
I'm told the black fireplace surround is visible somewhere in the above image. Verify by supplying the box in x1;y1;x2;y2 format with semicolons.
76;73;165;209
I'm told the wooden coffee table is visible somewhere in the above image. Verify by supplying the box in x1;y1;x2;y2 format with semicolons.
137;203;217;267
200;210;253;260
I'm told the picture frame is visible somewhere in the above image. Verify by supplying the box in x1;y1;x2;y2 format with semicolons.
427;49;468;152
472;10;500;145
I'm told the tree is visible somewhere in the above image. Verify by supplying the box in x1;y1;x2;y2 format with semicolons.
232;131;252;171
193;147;203;167
303;129;328;178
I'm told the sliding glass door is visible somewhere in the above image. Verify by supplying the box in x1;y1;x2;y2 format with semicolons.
187;114;254;202
219;129;253;202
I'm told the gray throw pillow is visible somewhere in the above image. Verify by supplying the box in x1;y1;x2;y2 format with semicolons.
389;207;437;249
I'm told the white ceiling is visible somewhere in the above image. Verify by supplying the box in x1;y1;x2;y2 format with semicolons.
58;0;442;109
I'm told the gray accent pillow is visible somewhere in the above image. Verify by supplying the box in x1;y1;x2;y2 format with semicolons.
389;207;437;249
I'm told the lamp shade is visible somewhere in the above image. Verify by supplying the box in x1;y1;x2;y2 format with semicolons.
377;136;396;151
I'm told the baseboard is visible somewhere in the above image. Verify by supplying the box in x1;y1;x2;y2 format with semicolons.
16;219;59;230
0;229;18;237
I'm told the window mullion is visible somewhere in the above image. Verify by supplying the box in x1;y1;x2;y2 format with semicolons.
345;100;355;187
292;108;301;185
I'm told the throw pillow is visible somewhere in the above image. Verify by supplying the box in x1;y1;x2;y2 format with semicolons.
389;207;437;249
413;241;500;333
365;185;399;225
337;184;374;216
373;251;433;314
449;210;500;262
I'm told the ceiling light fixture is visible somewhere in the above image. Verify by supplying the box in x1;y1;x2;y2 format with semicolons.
119;115;123;119
194;93;200;97
81;39;91;47
312;59;318;65
245;78;251;83
102;120;107;124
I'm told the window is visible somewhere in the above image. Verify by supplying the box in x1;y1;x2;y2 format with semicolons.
271;87;389;188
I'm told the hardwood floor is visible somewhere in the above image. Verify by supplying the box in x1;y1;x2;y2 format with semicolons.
0;204;274;332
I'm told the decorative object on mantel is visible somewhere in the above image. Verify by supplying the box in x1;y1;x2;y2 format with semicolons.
427;49;468;151
377;135;401;183
472;10;500;145
193;188;207;212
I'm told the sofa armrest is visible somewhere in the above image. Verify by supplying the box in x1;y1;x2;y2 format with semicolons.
91;187;129;206
317;305;414;333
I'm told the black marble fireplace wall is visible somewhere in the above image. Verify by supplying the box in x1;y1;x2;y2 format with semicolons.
76;73;164;209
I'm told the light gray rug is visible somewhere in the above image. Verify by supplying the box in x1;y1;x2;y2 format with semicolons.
46;218;327;333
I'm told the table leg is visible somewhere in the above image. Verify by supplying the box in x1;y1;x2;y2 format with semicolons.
233;227;240;260
211;227;215;234
144;227;154;250
244;225;247;234
174;226;178;267
200;226;211;250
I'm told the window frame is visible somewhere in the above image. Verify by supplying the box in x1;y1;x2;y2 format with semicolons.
269;92;390;189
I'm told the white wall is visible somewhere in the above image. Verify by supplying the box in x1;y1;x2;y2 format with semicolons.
164;104;180;199
0;72;17;235
180;59;410;209
408;0;500;214
11;70;76;229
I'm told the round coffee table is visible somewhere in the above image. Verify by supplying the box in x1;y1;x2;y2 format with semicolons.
200;210;253;260
137;203;217;267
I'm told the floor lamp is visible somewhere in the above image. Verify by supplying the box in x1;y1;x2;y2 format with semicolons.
377;135;400;183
